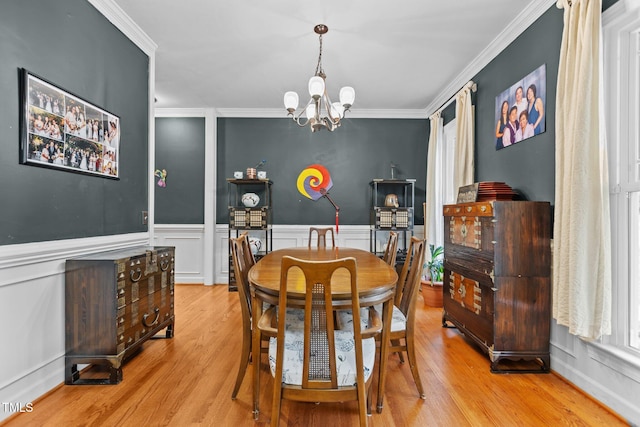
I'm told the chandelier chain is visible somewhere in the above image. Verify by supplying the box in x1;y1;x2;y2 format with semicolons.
315;34;325;79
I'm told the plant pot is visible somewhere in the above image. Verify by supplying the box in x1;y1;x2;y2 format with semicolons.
421;279;443;308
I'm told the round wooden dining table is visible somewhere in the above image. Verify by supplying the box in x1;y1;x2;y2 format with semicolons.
248;246;398;418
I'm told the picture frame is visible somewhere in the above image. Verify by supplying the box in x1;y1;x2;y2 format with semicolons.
19;68;120;179
494;64;546;150
457;183;479;203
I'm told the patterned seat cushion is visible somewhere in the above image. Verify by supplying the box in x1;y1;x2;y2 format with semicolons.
268;330;376;385
283;308;305;329
254;306;305;330
337;305;406;333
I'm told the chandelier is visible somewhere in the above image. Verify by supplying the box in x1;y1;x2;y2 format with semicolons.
283;24;355;132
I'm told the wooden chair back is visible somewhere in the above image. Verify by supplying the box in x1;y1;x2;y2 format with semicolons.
382;231;398;267
308;226;335;248
271;256;371;426
387;236;426;399
239;231;256;271
233;233;253;314
395;236;426;315
230;235;252;322
229;233;261;399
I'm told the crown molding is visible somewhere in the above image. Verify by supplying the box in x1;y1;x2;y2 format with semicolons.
91;0;555;120
602;0;637;27
155;108;213;118
215;108;426;119
88;0;157;55
424;0;557;117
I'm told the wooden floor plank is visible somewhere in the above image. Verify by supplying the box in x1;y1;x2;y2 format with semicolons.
1;284;627;426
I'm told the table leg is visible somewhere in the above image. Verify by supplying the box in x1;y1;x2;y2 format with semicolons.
377;298;393;413
252;295;263;420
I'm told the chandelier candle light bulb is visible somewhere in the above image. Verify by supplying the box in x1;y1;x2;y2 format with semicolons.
284;24;355;132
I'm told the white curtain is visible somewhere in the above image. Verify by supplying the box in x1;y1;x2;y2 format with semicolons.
453;85;475;193
553;0;611;340
425;112;443;246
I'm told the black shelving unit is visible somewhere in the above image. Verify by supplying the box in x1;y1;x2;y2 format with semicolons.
227;178;272;291
369;179;415;261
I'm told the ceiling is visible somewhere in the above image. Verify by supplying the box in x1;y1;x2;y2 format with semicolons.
110;0;552;115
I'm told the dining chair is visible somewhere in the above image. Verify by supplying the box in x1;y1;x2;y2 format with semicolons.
381;231;398;267
230;234;305;400
230;234;261;399
258;256;381;427
239;231;256;270
308;226;335;248
337;236;426;400
387;236;426;399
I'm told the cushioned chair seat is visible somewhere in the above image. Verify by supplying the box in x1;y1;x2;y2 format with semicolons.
337;305;406;333
283;308;305;330
256;305;305;330
268;330;376;386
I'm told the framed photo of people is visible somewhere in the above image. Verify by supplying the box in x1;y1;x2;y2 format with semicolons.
494;64;546;150
19;69;120;179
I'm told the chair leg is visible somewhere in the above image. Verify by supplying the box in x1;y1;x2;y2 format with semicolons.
357;384;368;427
391;339;405;363
270;384;283;427
405;334;425;399
231;329;251;399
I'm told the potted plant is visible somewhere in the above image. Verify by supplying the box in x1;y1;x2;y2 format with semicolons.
421;244;444;307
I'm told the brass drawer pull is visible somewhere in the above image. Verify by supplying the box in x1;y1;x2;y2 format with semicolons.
142;307;160;328
130;268;142;282
160;259;170;271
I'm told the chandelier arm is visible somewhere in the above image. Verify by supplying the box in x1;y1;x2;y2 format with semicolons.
322;92;339;123
322;117;337;131
292;99;312;127
293;116;310;128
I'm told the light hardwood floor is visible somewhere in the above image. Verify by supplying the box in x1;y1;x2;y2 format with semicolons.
2;284;627;426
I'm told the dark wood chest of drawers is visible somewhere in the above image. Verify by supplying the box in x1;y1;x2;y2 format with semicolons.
442;201;551;372
65;246;175;384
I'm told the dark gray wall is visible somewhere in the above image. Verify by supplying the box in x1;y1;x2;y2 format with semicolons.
140;1;623;232
446;0;618;204
0;0;149;245
216;118;428;225
471;7;563;203
155;117;205;224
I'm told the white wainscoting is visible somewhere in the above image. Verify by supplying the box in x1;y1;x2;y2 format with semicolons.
214;224;424;285
154;224;206;284
0;233;149;423
153;223;425;285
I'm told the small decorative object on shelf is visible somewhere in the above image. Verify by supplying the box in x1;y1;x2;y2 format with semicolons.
248;237;262;255
246;159;267;180
370;179;415;256
234;171;243;179
242;192;260;207
384;193;399;208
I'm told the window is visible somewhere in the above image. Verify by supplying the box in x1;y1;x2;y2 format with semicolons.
442;119;458;206
430;118;457;248
605;5;640;355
